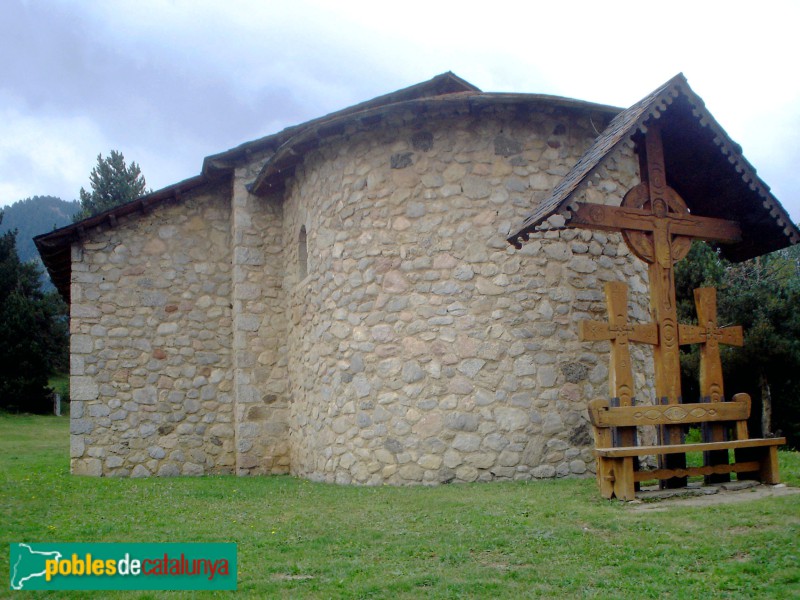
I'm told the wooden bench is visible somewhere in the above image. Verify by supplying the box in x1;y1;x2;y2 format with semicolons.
587;393;785;500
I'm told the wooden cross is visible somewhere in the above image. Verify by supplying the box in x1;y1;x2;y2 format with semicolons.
579;281;658;450
568;124;743;485
679;287;743;482
570;125;741;408
679;287;743;404
580;281;658;407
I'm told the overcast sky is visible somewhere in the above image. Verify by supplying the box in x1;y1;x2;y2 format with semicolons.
1;0;798;222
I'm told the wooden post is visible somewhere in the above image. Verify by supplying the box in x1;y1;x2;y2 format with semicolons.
640;127;687;486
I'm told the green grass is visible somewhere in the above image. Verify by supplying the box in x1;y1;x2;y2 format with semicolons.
1;415;799;599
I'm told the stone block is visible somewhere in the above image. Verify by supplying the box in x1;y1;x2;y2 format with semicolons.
105;456;124;469
532;465;556;478
398;464;424;481
157;463;181;477
72;304;102;318
498;450;521;467
513;356;536;377
71;377;99;401
495;407;528;431
569;460;587;474
88;403;110;418
458;358;485;378
402;361;424;384
131;464;152;478
418;454;443;470
69;334;94;354
70;401;84;419
70;418;93;435
182;463;204;476
72;458;102;476
444;412;479;432
452;433;481;452
70;436;85;458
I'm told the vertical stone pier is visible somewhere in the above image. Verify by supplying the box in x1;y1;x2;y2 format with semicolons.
230;161;291;475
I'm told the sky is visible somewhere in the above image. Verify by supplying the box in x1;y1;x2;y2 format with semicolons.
1;0;798;223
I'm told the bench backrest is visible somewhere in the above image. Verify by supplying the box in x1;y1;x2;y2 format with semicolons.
588;393;751;443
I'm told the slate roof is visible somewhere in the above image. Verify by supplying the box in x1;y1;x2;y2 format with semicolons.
507;73;799;262
35;72;621;302
34;73;483;301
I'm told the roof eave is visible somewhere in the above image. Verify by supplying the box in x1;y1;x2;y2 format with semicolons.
250;92;623;196
507;74;800;260
34;173;211;301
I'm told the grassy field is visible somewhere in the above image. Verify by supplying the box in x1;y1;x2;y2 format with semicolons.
1;415;798;599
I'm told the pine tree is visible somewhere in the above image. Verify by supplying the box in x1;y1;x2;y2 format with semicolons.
0;212;69;413
73;150;149;222
675;239;800;445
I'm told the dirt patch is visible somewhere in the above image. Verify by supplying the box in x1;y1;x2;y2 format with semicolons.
629;484;800;511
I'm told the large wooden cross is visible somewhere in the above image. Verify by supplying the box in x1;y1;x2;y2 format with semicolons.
569;124;743;484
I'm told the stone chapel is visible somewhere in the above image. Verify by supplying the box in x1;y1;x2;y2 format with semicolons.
36;72;798;484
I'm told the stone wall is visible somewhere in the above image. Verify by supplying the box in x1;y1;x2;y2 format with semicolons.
68;100;658;484
281;102;654;485
70;183;236;477
230;157;291;475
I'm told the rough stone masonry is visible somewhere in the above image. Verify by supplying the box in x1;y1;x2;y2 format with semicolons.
64;75;656;483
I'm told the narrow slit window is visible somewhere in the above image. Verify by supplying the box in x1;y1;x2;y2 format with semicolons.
298;225;308;279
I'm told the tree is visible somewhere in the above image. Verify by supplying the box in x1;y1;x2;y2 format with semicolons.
719;247;800;441
0;212;68;413
73;150;149;222
675;239;800;447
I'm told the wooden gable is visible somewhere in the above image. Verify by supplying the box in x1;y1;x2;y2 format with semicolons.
508;74;799;261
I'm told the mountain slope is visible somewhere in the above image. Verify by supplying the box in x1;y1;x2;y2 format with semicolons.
1;196;81;288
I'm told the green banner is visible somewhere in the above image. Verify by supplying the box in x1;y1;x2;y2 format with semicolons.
9;543;237;591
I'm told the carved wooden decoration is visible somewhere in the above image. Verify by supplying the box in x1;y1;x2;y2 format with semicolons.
589;397;749;428
571;126;742;413
570;124;746;487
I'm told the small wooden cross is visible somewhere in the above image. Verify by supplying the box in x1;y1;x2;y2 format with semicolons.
580;281;658;407
580;281;658;451
679;287;743;403
679;287;744;482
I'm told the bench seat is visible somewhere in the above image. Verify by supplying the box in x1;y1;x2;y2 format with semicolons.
595;437;785;458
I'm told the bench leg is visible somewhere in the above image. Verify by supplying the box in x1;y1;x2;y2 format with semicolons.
736;446;781;484
596;457;615;499
612;457;636;501
760;446;780;485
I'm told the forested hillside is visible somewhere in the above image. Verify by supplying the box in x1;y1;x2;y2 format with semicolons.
0;196;80;288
